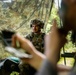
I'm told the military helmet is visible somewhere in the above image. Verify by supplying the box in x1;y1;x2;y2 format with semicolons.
30;19;44;29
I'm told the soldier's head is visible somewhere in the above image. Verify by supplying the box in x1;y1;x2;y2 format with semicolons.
30;19;44;33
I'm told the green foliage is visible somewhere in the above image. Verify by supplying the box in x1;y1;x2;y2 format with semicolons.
0;1;75;67
45;5;60;33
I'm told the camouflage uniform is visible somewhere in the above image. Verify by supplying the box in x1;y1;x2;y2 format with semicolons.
25;32;45;53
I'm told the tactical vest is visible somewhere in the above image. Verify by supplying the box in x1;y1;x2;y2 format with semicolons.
26;32;45;53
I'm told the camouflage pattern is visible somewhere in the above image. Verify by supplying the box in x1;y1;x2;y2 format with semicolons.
25;32;45;53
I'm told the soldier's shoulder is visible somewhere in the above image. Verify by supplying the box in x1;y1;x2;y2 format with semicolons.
41;33;45;36
42;33;45;35
25;32;34;38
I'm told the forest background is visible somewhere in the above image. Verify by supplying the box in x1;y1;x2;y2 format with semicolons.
0;0;75;67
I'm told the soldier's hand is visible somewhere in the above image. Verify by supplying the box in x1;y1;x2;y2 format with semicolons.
12;33;46;70
45;19;67;66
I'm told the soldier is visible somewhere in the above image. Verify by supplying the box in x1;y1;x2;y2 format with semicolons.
25;19;45;53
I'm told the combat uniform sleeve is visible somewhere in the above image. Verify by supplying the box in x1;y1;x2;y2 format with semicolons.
35;59;57;75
